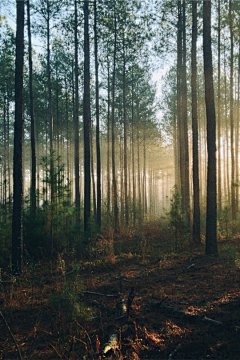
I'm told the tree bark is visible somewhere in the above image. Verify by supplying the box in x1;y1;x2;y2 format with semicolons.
74;0;80;222
203;0;218;256
217;0;222;211
123;32;129;226
94;0;101;229
111;8;119;229
191;0;200;244
84;0;91;236
27;0;36;215
12;0;25;274
229;0;236;220
182;0;190;221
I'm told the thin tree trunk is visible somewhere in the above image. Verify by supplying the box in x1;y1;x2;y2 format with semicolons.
217;0;222;211
236;36;240;212
3;94;7;207
229;0;236;220
122;32;129;226
74;0;80;221
191;0;200;244
111;8;118;229
177;0;184;202
27;0;36;215
46;0;54;255
94;0;101;228
107;59;111;213
203;0;218;256
12;0;24;274
90;119;97;217
131;66;136;226
83;0;91;236
182;0;190;220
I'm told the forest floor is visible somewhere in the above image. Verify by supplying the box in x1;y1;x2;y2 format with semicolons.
1;222;240;359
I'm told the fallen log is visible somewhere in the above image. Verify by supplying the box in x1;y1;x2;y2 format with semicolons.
83;291;119;298
147;300;240;331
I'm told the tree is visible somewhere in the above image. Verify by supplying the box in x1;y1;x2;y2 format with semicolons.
203;0;218;256
83;0;91;236
191;0;200;244
74;0;80;223
27;0;36;216
12;0;25;274
111;5;119;229
94;0;101;229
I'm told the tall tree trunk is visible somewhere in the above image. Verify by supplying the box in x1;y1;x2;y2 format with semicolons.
131;66;136;226
191;0;200;244
83;0;91;236
74;0;80;222
7;93;11;208
203;0;218;256
143;125;147;217
107;58;111;213
46;0;54;254
90;119;96;217
177;0;184;200
12;0;24;275
27;0;36;215
224;42;230;204
123;32;129;226
229;0;236;220
94;0;101;229
3;94;7;207
217;0;222;211
111;9;118;229
236;36;240;212
182;0;190;220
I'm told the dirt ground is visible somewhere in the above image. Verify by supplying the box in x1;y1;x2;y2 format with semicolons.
1;225;240;359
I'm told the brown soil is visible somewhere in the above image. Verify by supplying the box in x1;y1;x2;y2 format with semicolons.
1;225;240;359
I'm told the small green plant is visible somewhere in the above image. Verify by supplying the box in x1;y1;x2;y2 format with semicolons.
221;243;238;260
218;206;232;240
168;188;190;250
50;276;96;322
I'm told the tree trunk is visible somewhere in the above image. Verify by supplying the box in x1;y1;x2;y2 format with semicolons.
74;0;80;222
131;66;136;226
107;58;111;213
46;0;54;255
182;0;190;220
12;0;25;275
191;0;200;244
83;0;91;236
94;0;101;229
27;0;36;215
111;8;119;229
217;0;222;211
90;119;97;217
203;0;218;256
229;0;236;220
122;32;129;226
177;0;184;203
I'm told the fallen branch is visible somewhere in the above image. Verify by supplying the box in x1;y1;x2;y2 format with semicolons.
168;343;181;360
100;264;132;292
145;296;168;311
83;290;119;297
147;301;240;331
92;300;113;313
0;310;22;360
